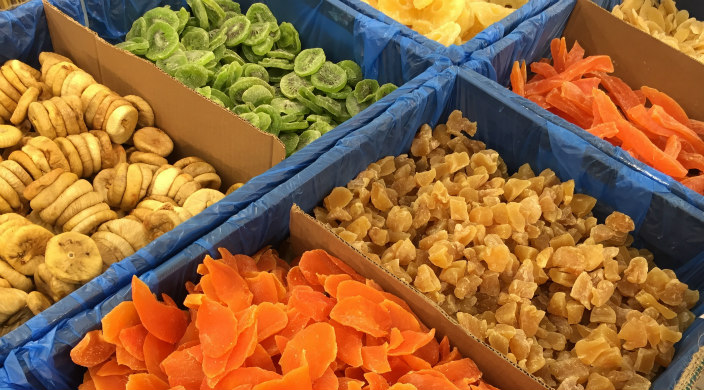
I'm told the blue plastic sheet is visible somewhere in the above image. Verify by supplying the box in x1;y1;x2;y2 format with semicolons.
0;0;450;366
340;0;561;64
6;64;704;390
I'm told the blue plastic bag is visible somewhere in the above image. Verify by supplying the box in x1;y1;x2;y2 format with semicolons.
6;64;703;390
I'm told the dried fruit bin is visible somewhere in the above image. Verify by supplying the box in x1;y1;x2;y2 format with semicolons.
0;0;440;366
339;0;573;66
465;0;704;213
6;63;704;389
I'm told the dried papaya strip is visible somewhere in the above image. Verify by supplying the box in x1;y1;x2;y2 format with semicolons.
280;322;337;380
125;373;170;390
71;330;116;368
101;301;140;346
510;61;525;97
613;120;688;178
595;72;640;112
398;369;460;390
650;106;704;155
546;89;593;129
560;81;592;113
689;119;704;137
143;333;173;382
559;55;614;82
312;368;338;390
196;297;238;358
664;136;682;159
118;324;148;361
592;89;624;123
625;104;675;139
586;122;619;139
434;359;483;387
530;62;558;79
564;40;585;68
551;37;568;73
132;276;188;344
524;78;564;96
681;175;704;194
641;86;689;125
678;151;704;171
571;77;601;95
526;94;550;109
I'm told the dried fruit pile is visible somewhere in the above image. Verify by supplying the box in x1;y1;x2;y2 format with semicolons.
360;0;528;46
71;248;499;390
118;1;397;156
612;0;704;63
0;53;236;335
314;110;699;389
509;38;704;195
0;0;27;10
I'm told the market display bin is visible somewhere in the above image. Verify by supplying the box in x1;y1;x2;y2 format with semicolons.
0;0;447;365
5;63;703;390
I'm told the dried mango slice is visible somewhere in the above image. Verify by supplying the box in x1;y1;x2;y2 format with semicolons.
143;333;174;381
125;373;170;390
435;359;483;387
312;367;338;390
298;249;348;285
95;358;131;377
330;296;392;338
215;367;281;390
388;329;436;356
71;330;116;368
247;272;281;304
331;320;364;367
255;302;288;341
322;273;353;297
204;257;253;312
613;119;687;178
288;286;335;322
650;105;704;154
398;369;459;390
280;322;337;380
115;345;147;371
196;297;238;358
91;372;129;390
245;344;276;372
365;372;390;390
412;336;440;366
339;377;365;390
336;279;386;304
132;276;188;344
161;344;204;389
118;324;148;361
362;344;392;373
101;301;141;345
223;322;258;372
380;300;422;332
564;41;585;68
253;354;312;390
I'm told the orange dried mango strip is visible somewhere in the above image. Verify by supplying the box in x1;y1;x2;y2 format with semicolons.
245;344;276;372
330;296;392;338
256;302;288;341
435;359;483;388
247;272;281;304
115;345;146;371
625;104;675;139
551;37;568;73
161;344;204;390
336;280;386;304
388;329;435;356
546;89;593;129
412;336;440;366
612;119;688;178
71;330;116;368
331;320;364;367
288;286;335;322
196;297;238;358
398;369;460;390
364;372;390;390
560;81;592;114
95;358;131;377
682;175;704;194
361;344;391;373
125;373;170;390
132;276;188;344
586;122;619;139
642;86;689;125
679;151;704;171
322;273;353;297
564;40;585;68
664;135;682;159
595;72;640;112
380;300;421;333
510;61;525;97
252;354;312;390
214;367;281;390
530;62;557;79
312;367;339;390
592;89;624;123
204;257;253;312
101;301;140;346
280;322;337;380
650;106;704;154
571;77;601;95
91;372;129;390
118;324;148;362
143;333;174;382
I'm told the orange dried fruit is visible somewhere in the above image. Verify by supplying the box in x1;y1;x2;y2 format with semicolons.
196;297;238;358
336;280;386;304
161;344;204;389
322;273;353;297
331;320;364;367
379;300;421;332
125;373;170;390
204;257;253;312
280;322;337;380
435;358;483;388
245;344;276;371
255;302;288;341
95;358;131;377
214;367;281;390
361;344;392;373
330;296;392;338
115;345;146;371
101;301;140;345
118;324;148;361
71;330;116;368
143;333;174;381
288;286;335;322
132;276;188;344
312;367;339;390
247;272;281;304
91;372;129;390
388;329;436;356
364;372;390;390
398;369;460;390
252;354;312;390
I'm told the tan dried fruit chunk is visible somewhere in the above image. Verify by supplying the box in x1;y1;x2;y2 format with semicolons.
370;181;393;211
570;272;593;309
457;311;487;339
635;290;677;320
591;280;615;307
624;256;648;284
566;299;585;324
590;305;616;323
428;240;453;268
605;211;634;233
575;337;611;365
324;187;353;210
585;372;615;390
413;264;440;292
386;206;412;232
519;303;544;338
438;260;465;285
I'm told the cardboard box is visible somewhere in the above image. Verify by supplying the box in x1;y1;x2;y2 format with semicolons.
289;205;548;390
562;0;704;120
43;1;286;186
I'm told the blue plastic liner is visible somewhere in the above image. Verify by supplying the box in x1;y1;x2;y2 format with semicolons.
339;0;562;65
0;0;451;365
5;64;704;390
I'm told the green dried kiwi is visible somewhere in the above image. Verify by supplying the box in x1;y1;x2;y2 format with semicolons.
279;133;299;157
156;50;187;75
210;88;233;108
228;77;274;102
328;85;352;100
222;49;245;65
252;37;275;56
146;21;180;61
296;87;323;115
271;98;308;115
279;72;312;99
187;0;209;29
143;6;180;30
294;48;325;77
268;23;281;42
175;63;209;88
233;103;254;114
126;17;147;41
255;104;282;130
279;120;309;133
177;7;190;33
202;0;226;27
258;58;293;71
242;85;273;106
243;22;271;46
306;114;332;123
210;96;225;107
246;3;277;24
315;94;344;118
311;61;347;93
184;50;216;66
241;45;264;64
215;0;240;13
196;86;212;98
333;111;351;124
345;93;371;117
354;79;379;103
242;63;269;82
281;113;304;123
116;37;149;56
337;60;363;87
267;67;289;84
208;27;227;50
375;83;397;101
213;44;226;62
185;16;199;28
239;112;260;128
277;22;301;55
309;120;334;135
266;49;295;60
181;27;209;50
213;62;239;91
221;15;251;47
256;111;273;132
296;129;322;151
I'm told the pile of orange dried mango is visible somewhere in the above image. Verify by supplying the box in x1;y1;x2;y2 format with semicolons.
509;38;704;195
70;248;499;390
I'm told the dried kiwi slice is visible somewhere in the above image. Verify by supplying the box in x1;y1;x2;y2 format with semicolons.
296;129;321;151
311;61;347;93
221;15;251;47
246;3;277;24
241;85;273;106
196;86;212;98
328;85;352;100
116;37;149;56
210;88;233;108
267;68;289;84
306;114;332;123
175;63;209;88
233;103;254;114
244;22;271;46
309;120;333;135
241;45;264;63
279;133;299;156
240;112;260;128
187;0;209;29
126;17;147;41
258;58;293;70
213;43;226;62
337;60;363;87
215;0;240;13
222;49;245;65
252;37;275;56
354;79;379;103
345;93;371;117
279;120;308;133
146;21;179;61
208;27;227;50
255;104;281;132
177;7;190;33
212;62;241;91
294;48;325;77
375;83;397;101
280;72;312;99
156;50;187;75
266;49;295;60
143;6;180;30
315;94;344;118
242;63;269;82
181;27;209;50
296;87;323;115
202;0;226;27
271;98;308;115
256;111;272;132
185;50;216;66
228;77;274;102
